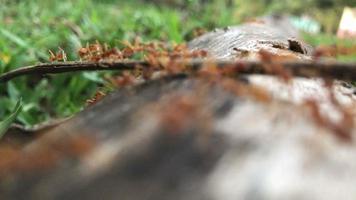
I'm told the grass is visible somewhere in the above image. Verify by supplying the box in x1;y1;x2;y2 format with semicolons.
0;98;22;138
0;0;355;127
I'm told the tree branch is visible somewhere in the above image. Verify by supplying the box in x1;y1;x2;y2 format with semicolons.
0;60;356;83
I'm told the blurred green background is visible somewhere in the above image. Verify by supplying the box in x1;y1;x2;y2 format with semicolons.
0;0;355;126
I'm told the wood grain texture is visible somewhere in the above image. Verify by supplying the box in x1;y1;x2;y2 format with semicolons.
188;23;313;60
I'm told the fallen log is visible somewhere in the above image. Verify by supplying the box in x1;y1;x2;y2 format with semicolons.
1;19;356;200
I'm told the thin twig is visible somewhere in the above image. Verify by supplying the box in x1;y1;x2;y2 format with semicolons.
0;61;148;83
0;59;356;83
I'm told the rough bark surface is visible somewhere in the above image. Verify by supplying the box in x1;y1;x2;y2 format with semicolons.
188;19;313;60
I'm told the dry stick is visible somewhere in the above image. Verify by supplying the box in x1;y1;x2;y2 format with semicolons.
0;61;148;83
1;60;356;83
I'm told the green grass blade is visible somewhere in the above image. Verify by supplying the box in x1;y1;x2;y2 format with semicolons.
0;28;30;49
0;99;22;139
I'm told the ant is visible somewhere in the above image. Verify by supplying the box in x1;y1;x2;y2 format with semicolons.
49;47;67;62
